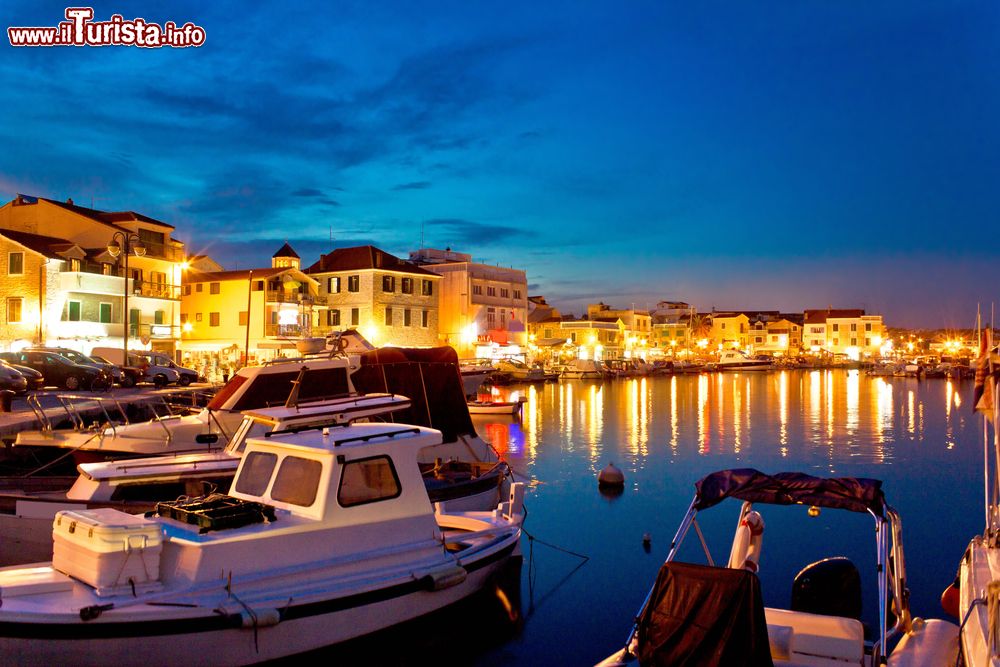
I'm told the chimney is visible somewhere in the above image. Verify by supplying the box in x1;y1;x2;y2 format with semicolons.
66;198;73;205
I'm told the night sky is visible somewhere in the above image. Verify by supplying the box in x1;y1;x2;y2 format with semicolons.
2;1;998;328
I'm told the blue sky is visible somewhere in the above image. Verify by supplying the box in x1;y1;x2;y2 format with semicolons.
2;1;998;328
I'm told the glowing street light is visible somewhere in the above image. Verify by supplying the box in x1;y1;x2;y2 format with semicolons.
107;231;146;364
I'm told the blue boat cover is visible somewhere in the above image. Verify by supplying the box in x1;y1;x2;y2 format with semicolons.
694;469;885;516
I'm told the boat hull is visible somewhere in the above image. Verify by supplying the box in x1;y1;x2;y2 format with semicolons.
0;540;519;666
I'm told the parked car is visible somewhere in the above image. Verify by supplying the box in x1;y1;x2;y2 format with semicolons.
133;351;199;386
90;347;180;387
33;347;124;386
0;362;28;395
5;350;111;391
88;354;143;388
0;354;46;391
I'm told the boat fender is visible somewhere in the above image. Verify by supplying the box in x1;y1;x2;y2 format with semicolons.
598;463;625;488
727;511;764;572
240;607;281;628
940;576;960;620
423;566;468;591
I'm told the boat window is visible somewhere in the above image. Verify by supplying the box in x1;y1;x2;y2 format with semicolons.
270;456;322;506
338;455;401;507
235;451;278;496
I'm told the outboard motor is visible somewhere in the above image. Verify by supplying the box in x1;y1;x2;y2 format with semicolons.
791;556;862;620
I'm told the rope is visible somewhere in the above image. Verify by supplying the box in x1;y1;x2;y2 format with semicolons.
522;518;590;619
226;575;261;654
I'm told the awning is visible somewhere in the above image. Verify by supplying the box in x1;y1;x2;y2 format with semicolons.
693;469;885;516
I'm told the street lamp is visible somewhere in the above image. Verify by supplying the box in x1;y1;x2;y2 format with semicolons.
107;232;146;366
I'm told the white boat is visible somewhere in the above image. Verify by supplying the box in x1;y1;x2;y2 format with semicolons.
11;343;489;462
1;382;513;565
950;335;1000;666
0;421;526;665
715;349;773;371
467;400;522;415
495;359;548;383
598;468;958;666
459;358;494;397
560;359;606;380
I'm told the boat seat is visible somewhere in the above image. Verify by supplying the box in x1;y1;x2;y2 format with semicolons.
765;607;865;666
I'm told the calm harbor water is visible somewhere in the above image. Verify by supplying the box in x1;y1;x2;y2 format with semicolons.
322;369;982;665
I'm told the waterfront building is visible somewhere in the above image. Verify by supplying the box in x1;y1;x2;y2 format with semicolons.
803;308;885;359
408;247;527;358
585;302;652;359
179;244;319;371
0;194;185;357
308;245;440;348
526;296;574;364
558;317;621;361
751;317;804;356
709;311;750;352
650;302;695;357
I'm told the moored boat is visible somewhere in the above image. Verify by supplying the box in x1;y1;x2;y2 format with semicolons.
598;468;958;666
467;399;523;415
560;358;606;380
0;421;526;665
714;349;773;371
949;332;1000;666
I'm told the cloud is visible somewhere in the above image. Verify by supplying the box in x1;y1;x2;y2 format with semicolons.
423;218;534;246
391;181;432;191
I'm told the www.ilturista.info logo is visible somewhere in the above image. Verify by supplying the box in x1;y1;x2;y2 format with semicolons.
8;7;206;48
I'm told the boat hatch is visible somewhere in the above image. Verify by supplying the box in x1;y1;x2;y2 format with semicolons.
157;494;276;533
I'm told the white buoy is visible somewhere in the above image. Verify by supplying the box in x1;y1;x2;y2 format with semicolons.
598;462;625;488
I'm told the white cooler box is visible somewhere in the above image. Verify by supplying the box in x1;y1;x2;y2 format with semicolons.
52;508;163;597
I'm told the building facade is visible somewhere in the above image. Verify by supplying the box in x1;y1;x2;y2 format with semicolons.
803;308;885;359
0;195;184;357
409;248;527;358
179;244;319;374
308;246;440;348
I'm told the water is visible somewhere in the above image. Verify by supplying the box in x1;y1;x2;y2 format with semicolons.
466;370;981;665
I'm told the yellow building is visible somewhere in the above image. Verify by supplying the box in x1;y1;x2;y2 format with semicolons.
586;303;652;359
559;318;621;361
180;244;319;371
710;312;750;352
307;246;441;348
803;308;885;359
0;194;184;357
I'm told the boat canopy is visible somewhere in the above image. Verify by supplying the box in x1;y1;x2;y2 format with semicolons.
352;346;476;443
693;469;885;516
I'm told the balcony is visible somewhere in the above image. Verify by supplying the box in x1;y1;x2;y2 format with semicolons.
265;323;311;338
59;271;123;296
266;290;314;306
133;280;181;300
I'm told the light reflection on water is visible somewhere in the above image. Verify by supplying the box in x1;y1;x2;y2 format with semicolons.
474;370;983;666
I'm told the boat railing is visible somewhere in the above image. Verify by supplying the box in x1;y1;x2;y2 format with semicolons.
27;393;133;436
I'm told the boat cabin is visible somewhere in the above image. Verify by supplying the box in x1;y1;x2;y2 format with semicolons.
155;423;448;586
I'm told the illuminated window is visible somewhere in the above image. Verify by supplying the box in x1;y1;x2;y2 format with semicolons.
422;280;433;296
327;277;340;293
6;297;22;323
401;277;413;294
